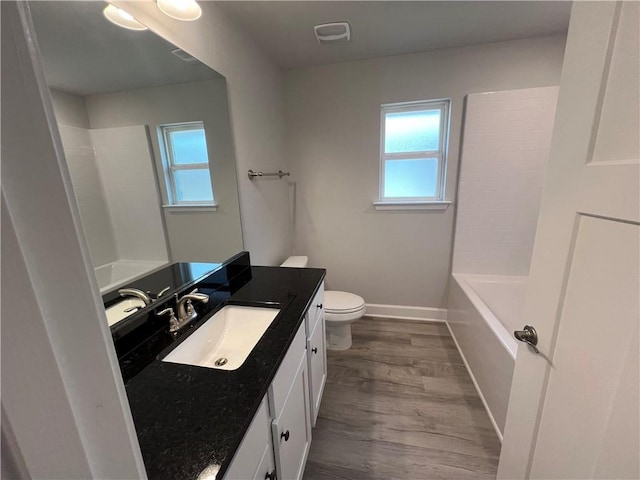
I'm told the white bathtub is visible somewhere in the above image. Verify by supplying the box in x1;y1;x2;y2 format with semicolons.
95;259;168;294
447;273;526;441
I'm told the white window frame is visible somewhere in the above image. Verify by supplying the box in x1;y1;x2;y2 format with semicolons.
376;99;451;210
158;121;215;207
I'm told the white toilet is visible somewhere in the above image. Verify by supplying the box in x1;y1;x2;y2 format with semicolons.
280;256;366;350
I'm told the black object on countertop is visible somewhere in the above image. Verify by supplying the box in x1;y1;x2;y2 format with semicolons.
119;256;325;480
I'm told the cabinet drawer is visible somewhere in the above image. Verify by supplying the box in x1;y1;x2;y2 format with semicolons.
269;322;306;418
307;315;327;427
271;353;311;480
224;395;271;480
305;282;324;337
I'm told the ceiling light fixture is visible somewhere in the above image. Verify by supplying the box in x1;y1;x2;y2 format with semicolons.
103;4;148;31
156;0;202;22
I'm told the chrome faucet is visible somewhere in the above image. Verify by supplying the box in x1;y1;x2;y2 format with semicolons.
118;286;171;306
118;288;152;306
176;288;209;329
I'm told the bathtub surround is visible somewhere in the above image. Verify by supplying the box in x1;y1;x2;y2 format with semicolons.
56;120;170;290
54;121;118;267
452;86;559;275
447;86;559;441
89;126;168;264
285;35;566;310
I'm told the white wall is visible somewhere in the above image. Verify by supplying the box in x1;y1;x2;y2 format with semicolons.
113;0;292;266
453;86;559;276
85;80;243;263
285;35;566;308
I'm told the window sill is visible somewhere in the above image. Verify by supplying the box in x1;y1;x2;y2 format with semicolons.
162;204;218;212
373;201;451;211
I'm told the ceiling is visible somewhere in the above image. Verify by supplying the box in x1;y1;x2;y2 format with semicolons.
29;1;221;96
216;1;572;69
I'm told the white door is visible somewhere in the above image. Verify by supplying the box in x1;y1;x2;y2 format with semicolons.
498;2;639;478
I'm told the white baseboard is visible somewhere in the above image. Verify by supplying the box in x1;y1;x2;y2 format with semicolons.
445;321;504;443
365;303;447;322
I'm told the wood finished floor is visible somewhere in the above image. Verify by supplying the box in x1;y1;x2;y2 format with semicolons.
303;317;501;480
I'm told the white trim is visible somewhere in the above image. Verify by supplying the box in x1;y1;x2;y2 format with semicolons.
365;303;447;322
379;99;451;203
158;121;215;205
373;200;451;211
162;204;218;212
445;321;504;443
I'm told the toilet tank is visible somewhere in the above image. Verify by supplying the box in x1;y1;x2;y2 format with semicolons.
280;256;308;268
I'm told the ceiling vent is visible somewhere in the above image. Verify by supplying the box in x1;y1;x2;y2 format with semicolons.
314;22;351;44
171;48;199;64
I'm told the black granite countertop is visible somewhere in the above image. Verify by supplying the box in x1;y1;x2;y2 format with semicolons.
123;264;325;480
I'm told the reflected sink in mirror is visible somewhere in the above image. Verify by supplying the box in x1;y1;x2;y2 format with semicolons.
106;298;147;327
162;305;281;371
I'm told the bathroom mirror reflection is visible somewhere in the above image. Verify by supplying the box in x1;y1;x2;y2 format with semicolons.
29;1;244;298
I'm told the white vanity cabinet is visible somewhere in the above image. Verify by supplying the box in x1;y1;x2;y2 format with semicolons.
223;283;326;480
305;283;326;426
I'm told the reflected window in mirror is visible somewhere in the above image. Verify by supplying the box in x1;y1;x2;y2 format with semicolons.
160;121;214;205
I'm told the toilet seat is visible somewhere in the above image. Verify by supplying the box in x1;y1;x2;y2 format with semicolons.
324;291;365;323
325;306;366;323
324;291;365;312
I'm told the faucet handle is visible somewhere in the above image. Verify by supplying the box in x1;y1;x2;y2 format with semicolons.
185;299;195;316
158;307;179;333
156;286;171;299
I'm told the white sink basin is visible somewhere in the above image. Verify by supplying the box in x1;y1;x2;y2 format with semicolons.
105;298;147;326
162;305;281;371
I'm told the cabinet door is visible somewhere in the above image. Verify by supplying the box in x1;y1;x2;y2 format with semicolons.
271;353;311;480
255;440;276;480
224;396;272;480
307;314;327;427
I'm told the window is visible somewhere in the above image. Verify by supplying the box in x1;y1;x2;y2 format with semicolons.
377;99;450;208
159;122;214;205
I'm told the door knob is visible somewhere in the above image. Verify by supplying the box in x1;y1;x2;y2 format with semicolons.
514;325;539;353
312;347;318;354
280;430;290;441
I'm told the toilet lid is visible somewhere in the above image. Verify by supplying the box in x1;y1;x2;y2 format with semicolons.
324;291;365;313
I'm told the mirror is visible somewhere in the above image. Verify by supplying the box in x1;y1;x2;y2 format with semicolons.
29;1;244;298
